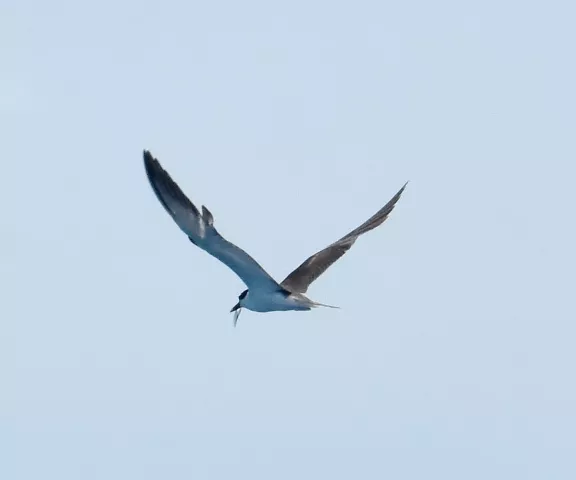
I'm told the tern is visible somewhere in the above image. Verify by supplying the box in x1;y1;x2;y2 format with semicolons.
143;150;407;326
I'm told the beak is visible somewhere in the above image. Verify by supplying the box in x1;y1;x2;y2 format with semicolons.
232;306;242;327
230;303;240;313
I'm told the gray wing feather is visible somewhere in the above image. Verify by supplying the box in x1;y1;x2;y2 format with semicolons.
281;182;408;293
143;150;281;291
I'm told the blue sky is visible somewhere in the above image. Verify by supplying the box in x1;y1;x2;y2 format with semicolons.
2;1;575;478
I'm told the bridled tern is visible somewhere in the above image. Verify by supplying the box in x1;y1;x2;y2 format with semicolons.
143;150;407;326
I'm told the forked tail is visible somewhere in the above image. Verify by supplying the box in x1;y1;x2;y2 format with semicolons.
311;301;340;309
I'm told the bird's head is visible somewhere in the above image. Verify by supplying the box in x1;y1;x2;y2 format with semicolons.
230;289;248;326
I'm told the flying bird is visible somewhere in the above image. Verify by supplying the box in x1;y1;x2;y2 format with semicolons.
143;150;407;326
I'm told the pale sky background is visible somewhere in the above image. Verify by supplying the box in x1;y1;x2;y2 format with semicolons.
1;1;575;479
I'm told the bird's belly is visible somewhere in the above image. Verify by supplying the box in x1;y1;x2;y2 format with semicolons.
244;291;311;313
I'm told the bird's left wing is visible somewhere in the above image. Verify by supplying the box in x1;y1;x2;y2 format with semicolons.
280;182;408;293
143;150;282;292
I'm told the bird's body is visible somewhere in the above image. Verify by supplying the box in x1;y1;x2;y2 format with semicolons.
240;288;314;313
143;150;407;325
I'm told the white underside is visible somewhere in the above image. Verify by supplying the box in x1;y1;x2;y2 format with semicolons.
241;290;314;313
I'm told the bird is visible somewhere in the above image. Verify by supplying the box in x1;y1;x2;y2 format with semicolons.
143;150;407;326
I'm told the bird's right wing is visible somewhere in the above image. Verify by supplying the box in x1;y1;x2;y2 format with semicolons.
143;150;282;292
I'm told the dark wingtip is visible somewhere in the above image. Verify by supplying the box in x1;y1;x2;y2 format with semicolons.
142;150;160;184
387;181;409;206
142;150;157;172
